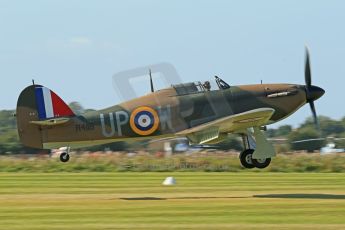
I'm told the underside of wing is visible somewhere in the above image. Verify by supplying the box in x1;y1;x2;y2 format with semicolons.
176;108;275;144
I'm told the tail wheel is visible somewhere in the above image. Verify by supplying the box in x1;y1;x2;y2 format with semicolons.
239;149;255;169
60;152;70;163
252;158;271;169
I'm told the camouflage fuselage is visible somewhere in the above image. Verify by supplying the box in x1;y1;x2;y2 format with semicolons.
17;84;307;149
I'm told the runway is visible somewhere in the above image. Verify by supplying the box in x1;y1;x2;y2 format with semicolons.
0;172;344;229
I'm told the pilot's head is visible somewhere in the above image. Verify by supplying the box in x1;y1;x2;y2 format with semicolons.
204;81;211;90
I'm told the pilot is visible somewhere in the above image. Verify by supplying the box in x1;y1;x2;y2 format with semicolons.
203;81;211;91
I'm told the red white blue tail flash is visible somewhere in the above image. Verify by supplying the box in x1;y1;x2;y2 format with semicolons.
35;86;74;120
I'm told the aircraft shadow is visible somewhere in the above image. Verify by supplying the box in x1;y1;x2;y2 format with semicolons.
120;196;249;201
253;194;345;200
120;194;345;201
120;197;166;201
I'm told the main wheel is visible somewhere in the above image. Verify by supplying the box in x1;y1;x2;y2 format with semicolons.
239;149;255;169
60;152;70;163
252;158;271;169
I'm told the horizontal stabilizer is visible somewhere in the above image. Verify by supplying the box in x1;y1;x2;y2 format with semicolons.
30;117;70;126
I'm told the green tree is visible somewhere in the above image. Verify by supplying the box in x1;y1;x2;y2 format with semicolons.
217;135;242;151
266;125;292;138
0;110;21;154
301;116;345;136
288;127;325;152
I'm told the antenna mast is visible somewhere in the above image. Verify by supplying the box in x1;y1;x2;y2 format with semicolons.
149;69;154;93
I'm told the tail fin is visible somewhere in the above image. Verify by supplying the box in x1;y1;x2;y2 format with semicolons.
16;85;75;149
34;86;74;119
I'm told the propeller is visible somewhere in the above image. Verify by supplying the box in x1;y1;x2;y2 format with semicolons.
305;49;312;87
309;101;318;128
304;47;325;129
149;69;154;93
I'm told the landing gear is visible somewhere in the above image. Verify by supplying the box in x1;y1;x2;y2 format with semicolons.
60;152;70;163
240;132;272;169
239;149;255;169
252;158;271;169
239;149;271;169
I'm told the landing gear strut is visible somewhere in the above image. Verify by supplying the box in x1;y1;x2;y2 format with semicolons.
60;152;70;162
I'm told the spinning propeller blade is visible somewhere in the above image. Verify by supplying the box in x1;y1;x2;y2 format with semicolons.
304;47;324;129
305;48;312;87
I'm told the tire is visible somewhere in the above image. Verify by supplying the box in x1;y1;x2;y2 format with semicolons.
60;152;70;163
239;149;255;169
252;158;271;169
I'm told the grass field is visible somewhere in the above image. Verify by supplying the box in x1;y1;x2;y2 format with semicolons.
1;153;345;173
0;172;345;229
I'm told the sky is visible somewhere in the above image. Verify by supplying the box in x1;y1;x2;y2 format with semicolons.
0;0;344;127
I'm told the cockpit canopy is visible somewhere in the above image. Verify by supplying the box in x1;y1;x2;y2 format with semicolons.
172;76;230;96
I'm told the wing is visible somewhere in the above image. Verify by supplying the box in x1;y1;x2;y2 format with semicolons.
176;108;275;144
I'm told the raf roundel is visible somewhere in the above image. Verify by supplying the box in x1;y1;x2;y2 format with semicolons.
130;106;160;136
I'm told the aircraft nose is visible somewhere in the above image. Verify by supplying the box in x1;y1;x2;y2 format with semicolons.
306;85;325;102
